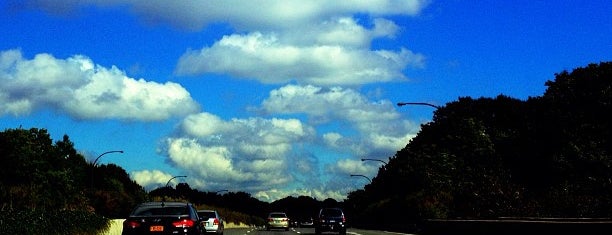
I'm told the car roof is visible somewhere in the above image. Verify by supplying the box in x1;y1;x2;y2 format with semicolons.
137;201;192;207
320;207;343;211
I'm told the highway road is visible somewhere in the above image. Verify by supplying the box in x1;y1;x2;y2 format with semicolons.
223;227;414;235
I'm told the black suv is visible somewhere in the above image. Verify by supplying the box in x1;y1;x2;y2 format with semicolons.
122;201;204;235
315;208;346;235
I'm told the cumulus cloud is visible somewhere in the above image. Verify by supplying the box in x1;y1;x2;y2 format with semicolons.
159;112;316;193
0;49;200;120
175;31;423;85
332;159;373;176
19;0;427;86
21;0;429;31
259;84;417;151
132;170;175;189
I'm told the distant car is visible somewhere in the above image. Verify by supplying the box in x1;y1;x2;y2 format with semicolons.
299;217;314;227
198;209;224;235
122;201;204;235
315;208;346;235
267;212;290;231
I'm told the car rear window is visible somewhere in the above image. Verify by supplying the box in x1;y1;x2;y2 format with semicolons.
199;211;216;219
270;213;287;218
320;209;342;217
133;206;189;216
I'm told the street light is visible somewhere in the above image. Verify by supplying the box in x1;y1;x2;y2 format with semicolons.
350;174;372;183
361;158;388;165
90;150;123;188
166;175;188;188
92;150;124;166
397;102;440;109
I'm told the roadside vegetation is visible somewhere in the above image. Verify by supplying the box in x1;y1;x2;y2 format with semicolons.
1;62;610;233
343;62;612;232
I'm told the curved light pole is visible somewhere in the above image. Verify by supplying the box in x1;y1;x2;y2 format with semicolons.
397;102;440;109
350;174;372;183
361;158;388;165
92;150;124;166
90;150;123;188
166;175;188;188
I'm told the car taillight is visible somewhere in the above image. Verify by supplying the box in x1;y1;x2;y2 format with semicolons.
213;218;219;225
342;216;346;222
123;220;140;229
173;219;195;228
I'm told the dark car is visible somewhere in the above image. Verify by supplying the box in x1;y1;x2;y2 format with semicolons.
315;208;346;235
122;201;204;235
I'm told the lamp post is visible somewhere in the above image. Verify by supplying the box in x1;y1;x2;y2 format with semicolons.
396;102;440;109
90;150;123;188
92;150;124;166
361;158;388;165
165;175;188;188
350;174;372;183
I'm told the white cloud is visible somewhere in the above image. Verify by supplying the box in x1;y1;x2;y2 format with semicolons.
22;0;427;87
260;84;418;152
132;169;174;189
0;49;200;120
154;112;315;194
333;158;372;176
175;31;423;86
23;0;429;31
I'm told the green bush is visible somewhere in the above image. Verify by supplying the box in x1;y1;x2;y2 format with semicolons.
0;209;110;234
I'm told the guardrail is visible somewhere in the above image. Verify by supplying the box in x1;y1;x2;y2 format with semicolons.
422;218;612;235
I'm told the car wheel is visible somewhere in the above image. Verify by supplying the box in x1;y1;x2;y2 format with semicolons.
315;228;321;235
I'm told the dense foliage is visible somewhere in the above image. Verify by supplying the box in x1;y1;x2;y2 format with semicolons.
0;128;147;233
0;209;109;235
344;62;612;231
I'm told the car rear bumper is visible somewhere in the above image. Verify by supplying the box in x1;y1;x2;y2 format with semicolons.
317;223;345;232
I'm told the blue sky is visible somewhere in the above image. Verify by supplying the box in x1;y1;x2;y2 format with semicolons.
1;0;611;202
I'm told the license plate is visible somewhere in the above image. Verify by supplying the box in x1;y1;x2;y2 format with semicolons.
330;220;335;223
150;225;164;232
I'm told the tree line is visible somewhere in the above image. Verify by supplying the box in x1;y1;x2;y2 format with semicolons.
0;126;336;226
343;62;612;232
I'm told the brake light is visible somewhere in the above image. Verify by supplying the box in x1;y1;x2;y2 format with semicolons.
173;219;195;228
123;220;140;229
342;215;346;223
213;218;220;225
